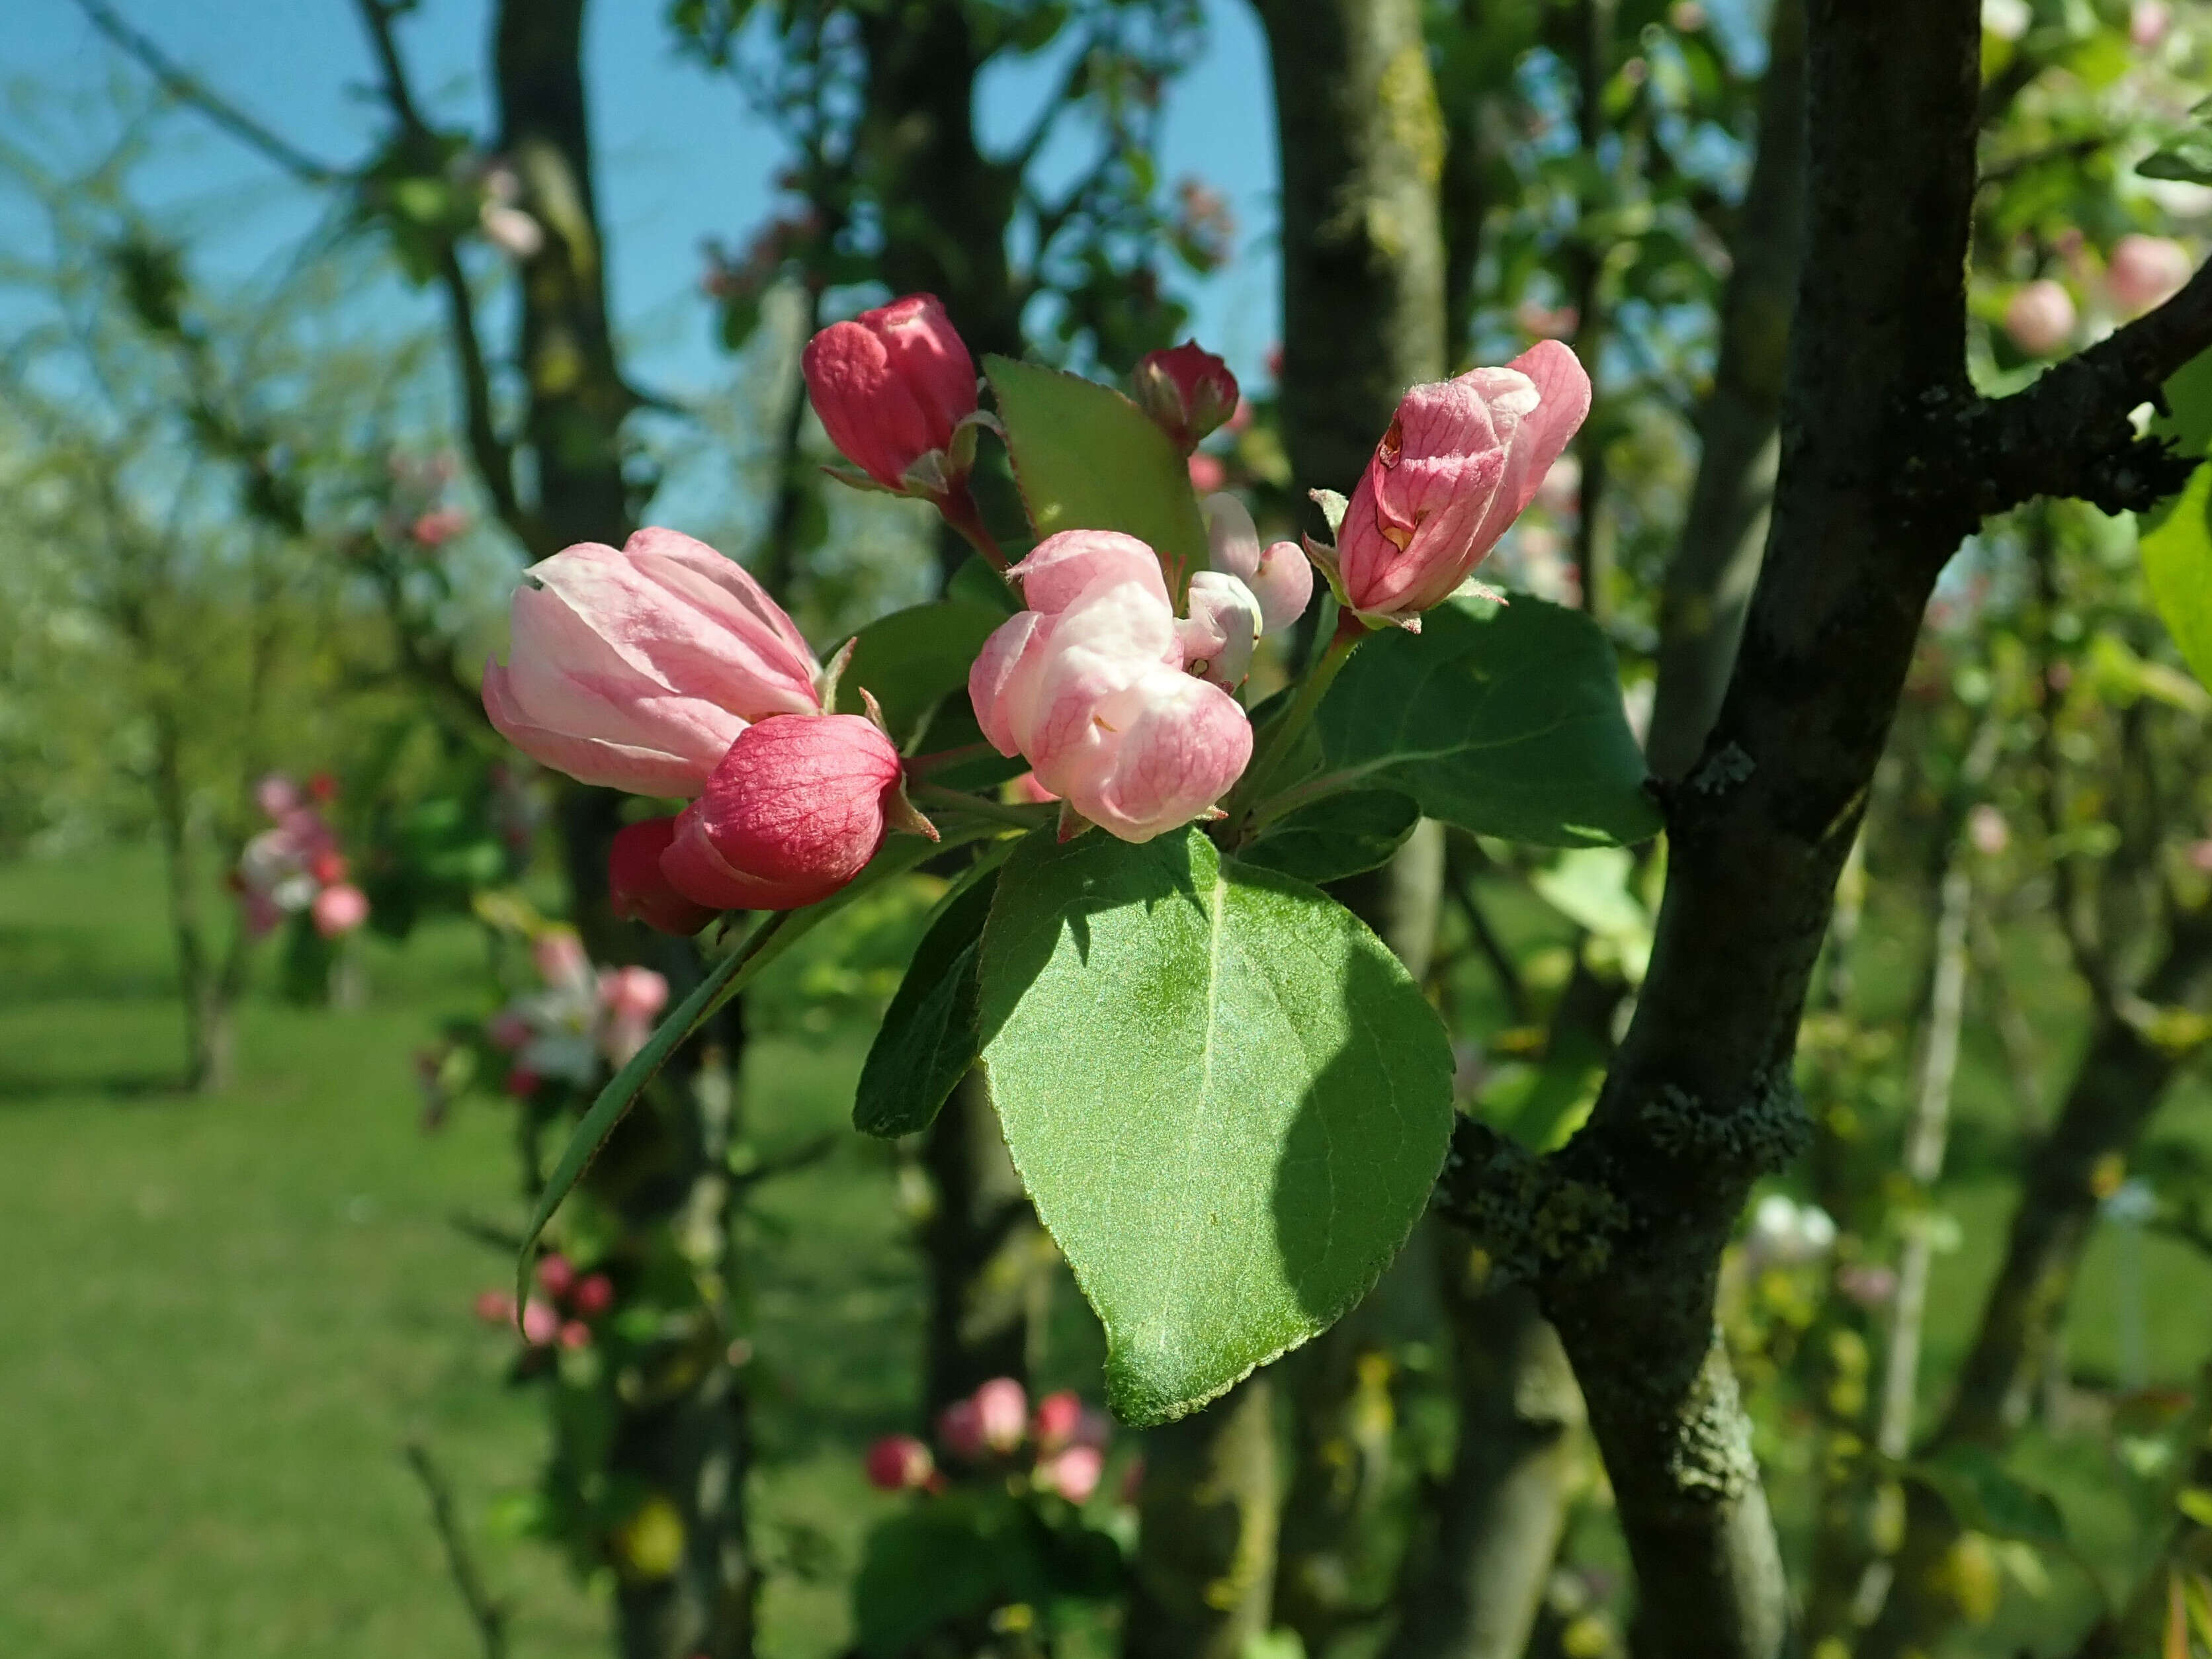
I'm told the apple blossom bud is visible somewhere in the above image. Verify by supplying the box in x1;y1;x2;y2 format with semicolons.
972;1378;1028;1453
1180;572;1261;688
660;714;908;912
1132;342;1240;453
558;1320;591;1349
411;508;470;546
599;964;670;1022
2107;235;2192;315
1031;1390;1084;1450
474;1289;515;1325
312;883;370;939
310;849;349;886
521;1298;560;1345
2131;0;2171;48
866;1434;936;1492
503;1065;541;1099
1187;452;1227;493
257;773;302;818
1037;1444;1105;1504
536;1253;577;1298
482;528;822;798
1249;543;1314;636
572;1273;615;1318
2003;280;2076;357
937;1397;986;1462
533;929;591;992
1335;341;1592;624
802;294;978;494
609;818;716;935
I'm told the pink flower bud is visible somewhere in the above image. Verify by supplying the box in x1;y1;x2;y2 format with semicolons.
1132;342;1240;452
802;294;978;493
572;1273;616;1318
474;1289;515;1325
609;818;716;935
311;883;369;939
503;1065;542;1099
599;964;670;1022
973;1378;1028;1453
2131;0;2171;48
1187;452;1227;493
866;1434;936;1492
1032;1390;1084;1450
558;1320;592;1349
482;528;822;798
486;1008;532;1051
410;508;470;546
1336;341;1592;624
309;849;349;886
536;1253;577;1298
2003;280;2076;357
937;1397;987;1461
1036;1444;1105;1504
660;714;906;911
1180;572;1261;688
2107;235;2192;315
520;1297;560;1345
533;929;592;992
970;531;1253;843
257;774;302;820
308;772;339;803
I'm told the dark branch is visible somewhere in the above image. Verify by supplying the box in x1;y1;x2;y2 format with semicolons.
75;0;345;183
1966;259;2212;516
402;1441;510;1659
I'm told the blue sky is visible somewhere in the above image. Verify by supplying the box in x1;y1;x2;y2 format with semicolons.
5;0;1286;399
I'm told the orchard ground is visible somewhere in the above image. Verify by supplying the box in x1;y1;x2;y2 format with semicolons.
2;845;2211;1658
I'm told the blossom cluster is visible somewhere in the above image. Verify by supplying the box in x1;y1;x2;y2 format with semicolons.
474;1249;618;1353
865;1377;1113;1506
480;292;1590;935
234;773;370;940
485;929;669;1098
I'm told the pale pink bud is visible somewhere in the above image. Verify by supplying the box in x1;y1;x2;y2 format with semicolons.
533;929;591;992
937;1397;987;1461
1336;341;1592;623
1180;572;1261;688
2131;0;2170;48
520;1298;560;1345
973;1378;1029;1453
599;964;670;1022
1037;1444;1105;1504
1967;804;2009;857
802;294;978;492
311;882;369;938
474;1289;515;1325
1187;452;1227;493
257;773;302;820
2107;235;2192;315
1250;543;1314;636
410;508;470;546
482;528;822;798
1132;342;1240;453
558;1320;592;1349
970;531;1253;843
866;1434;936;1491
2003;280;2076;357
1837;1263;1898;1309
479;202;545;259
536;1254;577;1298
609;818;715;936
1032;1390;1084;1450
661;714;905;911
572;1273;616;1318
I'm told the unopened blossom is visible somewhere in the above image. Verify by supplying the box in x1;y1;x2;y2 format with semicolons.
969;531;1253;843
237;774;356;937
2003;280;2076;356
1202;492;1312;636
598;964;669;1066
1132;342;1239;453
802;294;978;495
1037;1444;1105;1504
937;1396;987;1462
1180;573;1261;689
1187;452;1227;493
2107;234;2192;314
536;1254;577;1298
661;714;911;912
866;1434;936;1492
609;817;716;936
483;529;821;798
1332;341;1592;625
312;883;369;939
572;1273;615;1318
1032;1390;1084;1451
2131;0;2171;48
973;1377;1029;1453
521;1298;560;1346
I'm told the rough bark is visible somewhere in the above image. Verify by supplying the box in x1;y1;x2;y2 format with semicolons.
1644;0;1807;781
1124;1377;1283;1659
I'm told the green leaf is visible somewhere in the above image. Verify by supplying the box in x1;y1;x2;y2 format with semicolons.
1313;593;1661;847
1908;1446;2070;1549
984;355;1210;584
831;601;1009;747
1240;790;1421;885
854;870;1000;1138
853;1498;1037;1659
2142;464;2212;690
976;827;1455;1424
2141;133;2212;187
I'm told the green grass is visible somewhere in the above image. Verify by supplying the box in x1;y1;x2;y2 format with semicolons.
0;847;943;1659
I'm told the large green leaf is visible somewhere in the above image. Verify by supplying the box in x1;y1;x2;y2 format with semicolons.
1907;1446;2070;1550
1240;789;1421;885
1312;593;1661;847
2143;347;2212;689
853;869;1000;1138
831;601;1009;747
976;827;1455;1425
984;355;1210;583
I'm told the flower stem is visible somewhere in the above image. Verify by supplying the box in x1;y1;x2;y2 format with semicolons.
912;781;1055;830
938;484;1009;573
1220;611;1367;843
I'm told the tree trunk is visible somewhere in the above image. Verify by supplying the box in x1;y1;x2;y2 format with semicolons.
1643;0;1807;781
1124;1377;1283;1659
921;1071;1049;1415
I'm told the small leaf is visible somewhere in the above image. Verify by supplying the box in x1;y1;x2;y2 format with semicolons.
854;869;1000;1138
2178;1486;2212;1528
2141;464;2212;691
2141;134;2212;186
977;826;1455;1424
1315;593;1662;847
1908;1446;2070;1549
984;355;1210;583
1240;790;1421;885
831;601;1010;747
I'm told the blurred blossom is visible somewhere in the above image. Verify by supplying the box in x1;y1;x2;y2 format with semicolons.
1744;1194;1836;1269
2107;235;2191;315
1037;1444;1105;1504
2003;280;2076;356
310;882;369;939
409;508;469;546
866;1434;936;1492
1515;300;1580;341
480;203;544;260
572;1273;615;1318
474;1289;514;1325
938;1396;986;1461
536;1254;577;1298
2188;839;2212;873
558;1320;592;1349
1967;804;2009;857
2131;0;2172;48
974;1377;1028;1453
1668;1;1707;28
1981;0;2029;40
1836;1263;1898;1309
1033;1390;1084;1450
520;1298;560;1345
1187;452;1228;492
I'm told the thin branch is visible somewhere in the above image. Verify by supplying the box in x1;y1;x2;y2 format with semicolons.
402;1441;509;1659
73;0;345;184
